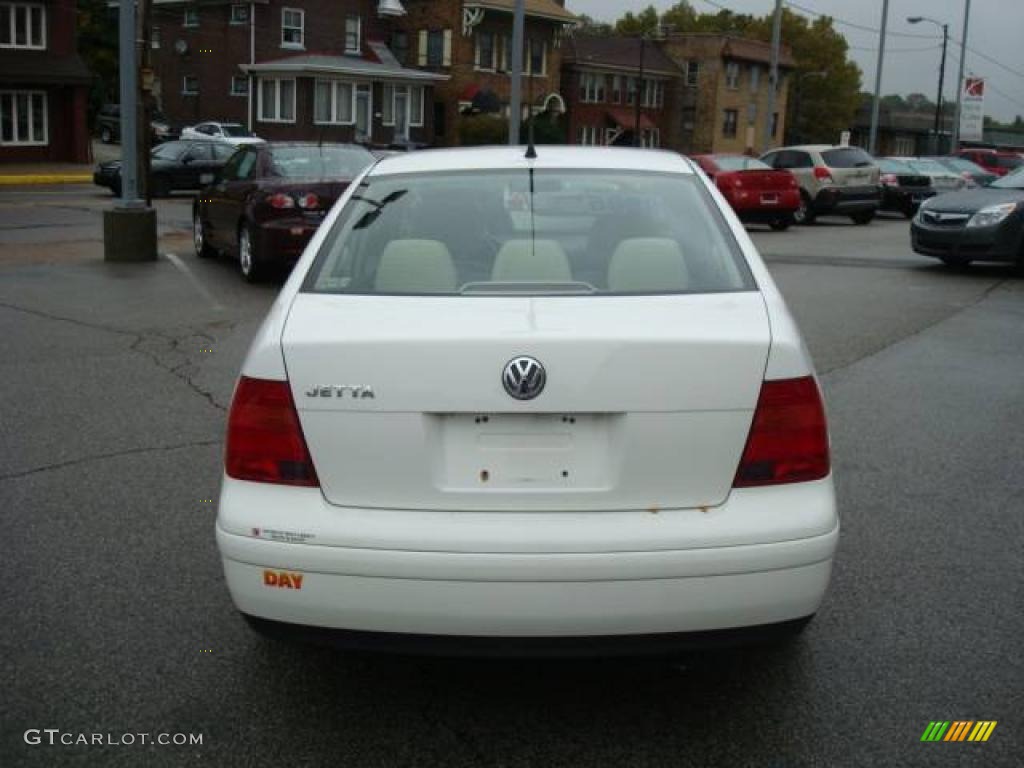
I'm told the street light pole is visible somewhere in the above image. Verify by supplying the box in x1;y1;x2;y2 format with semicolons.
868;0;889;154
764;0;783;151
951;0;972;151
908;16;949;153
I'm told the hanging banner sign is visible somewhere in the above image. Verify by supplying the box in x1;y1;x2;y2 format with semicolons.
959;77;985;142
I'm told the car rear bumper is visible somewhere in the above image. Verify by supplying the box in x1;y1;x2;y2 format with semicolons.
254;217;323;262
911;221;1022;263
881;186;934;212
216;476;839;642
812;186;881;214
726;190;801;220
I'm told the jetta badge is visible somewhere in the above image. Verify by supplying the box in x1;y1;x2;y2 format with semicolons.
306;384;375;399
502;356;546;400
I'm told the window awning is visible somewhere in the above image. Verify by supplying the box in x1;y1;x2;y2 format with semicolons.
606;108;656;132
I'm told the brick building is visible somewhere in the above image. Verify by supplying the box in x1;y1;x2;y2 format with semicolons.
149;0;445;146
659;34;794;156
561;36;681;149
391;0;577;145
1;0;92;162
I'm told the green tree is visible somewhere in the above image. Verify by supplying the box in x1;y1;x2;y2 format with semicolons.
575;14;613;37
77;0;119;122
614;6;660;36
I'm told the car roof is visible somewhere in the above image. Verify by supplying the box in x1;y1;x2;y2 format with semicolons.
369;146;693;176
262;141;369;150
771;145;854;153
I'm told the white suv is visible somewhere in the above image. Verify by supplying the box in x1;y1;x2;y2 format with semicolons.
216;147;838;654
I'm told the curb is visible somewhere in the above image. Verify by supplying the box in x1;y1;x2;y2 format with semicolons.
0;174;93;186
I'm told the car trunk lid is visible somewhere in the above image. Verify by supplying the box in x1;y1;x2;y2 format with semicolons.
282;292;771;512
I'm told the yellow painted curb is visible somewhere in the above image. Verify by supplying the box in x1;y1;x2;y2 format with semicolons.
0;174;93;185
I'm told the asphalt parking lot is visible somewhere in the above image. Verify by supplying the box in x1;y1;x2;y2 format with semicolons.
1;184;1021;767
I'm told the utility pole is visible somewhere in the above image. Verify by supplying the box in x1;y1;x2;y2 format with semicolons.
951;0;972;151
935;24;948;152
868;0;889;154
633;35;645;147
763;0;783;151
103;0;157;261
137;0;151;203
508;0;525;145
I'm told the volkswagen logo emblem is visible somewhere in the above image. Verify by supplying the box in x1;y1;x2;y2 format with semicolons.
502;356;546;400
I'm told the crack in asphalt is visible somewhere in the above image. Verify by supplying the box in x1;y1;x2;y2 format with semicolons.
820;277;1011;377
0;438;223;481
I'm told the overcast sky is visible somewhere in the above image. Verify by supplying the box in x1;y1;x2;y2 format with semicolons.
568;0;1024;121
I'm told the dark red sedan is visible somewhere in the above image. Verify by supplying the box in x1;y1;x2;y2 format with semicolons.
193;143;375;281
691;154;801;230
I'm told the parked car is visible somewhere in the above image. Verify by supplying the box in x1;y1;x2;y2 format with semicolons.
760;145;881;225
691;154;800;230
96;104;180;144
877;158;935;218
911;165;1024;268
181;122;263;146
193;142;375;281
901;157;967;194
93;139;237;197
927;156;998;188
956;148;1023;177
216;146;838;653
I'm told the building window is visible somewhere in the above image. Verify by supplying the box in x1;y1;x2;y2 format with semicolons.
229;4;249;25
382;84;424;128
419;29;451;68
475;30;496;70
314;80;354;124
771;111;779;138
410;86;423;127
281;8;303;48
579;73;604;103
725;61;739;89
723;108;738;138
345;15;361;54
610;75;622;104
391;30;408;64
183;6;198;28
578;125;599;146
685;60;699;87
640;79;664;109
258;77;295;122
526;39;546;75
641;127;660;148
0;2;45;48
182;75;199;95
230;75;248;97
355;83;371;140
0;90;47;144
749;64;760;91
626;76;637;105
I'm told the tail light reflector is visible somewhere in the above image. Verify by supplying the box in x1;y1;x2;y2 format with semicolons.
734;376;830;488
225;377;319;487
880;173;898;187
813;166;834;184
267;193;295;209
296;193;320;209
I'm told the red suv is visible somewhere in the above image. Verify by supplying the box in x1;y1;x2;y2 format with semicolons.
956;148;1022;177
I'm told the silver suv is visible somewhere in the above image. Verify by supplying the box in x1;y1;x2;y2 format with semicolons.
760;145;881;225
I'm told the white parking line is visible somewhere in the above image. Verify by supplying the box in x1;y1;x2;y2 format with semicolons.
165;252;224;311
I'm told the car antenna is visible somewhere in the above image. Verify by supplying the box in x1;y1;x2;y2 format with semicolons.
525;77;537;159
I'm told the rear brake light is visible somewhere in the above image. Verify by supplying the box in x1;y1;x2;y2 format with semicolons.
296;193;320;209
267;192;295;209
813;167;834;183
880;173;898;186
225;377;319;487
733;376;829;488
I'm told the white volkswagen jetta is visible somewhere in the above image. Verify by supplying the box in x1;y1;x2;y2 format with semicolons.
216;146;838;654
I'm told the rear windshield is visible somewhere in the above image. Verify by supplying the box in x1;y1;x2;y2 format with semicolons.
906;159;948;175
939;157;986;174
268;146;374;179
712;156;772;171
821;147;875;168
304;170;754;296
879;158;913;174
151;142;187;160
222;124;252;137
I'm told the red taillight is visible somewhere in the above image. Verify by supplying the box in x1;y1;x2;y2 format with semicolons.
225;377;319;486
880;173;898;187
296;193;320;209
267;192;295;209
733;376;830;488
813;166;834;184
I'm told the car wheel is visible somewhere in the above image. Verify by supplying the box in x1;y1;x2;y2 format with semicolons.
193;207;215;258
100;127;112;144
769;216;792;231
238;223;262;283
793;192;815;225
851;211;875;225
